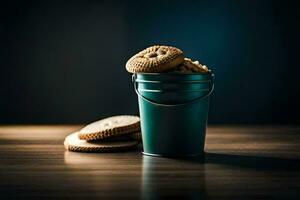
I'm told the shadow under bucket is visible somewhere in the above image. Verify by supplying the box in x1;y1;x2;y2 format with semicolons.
133;72;214;157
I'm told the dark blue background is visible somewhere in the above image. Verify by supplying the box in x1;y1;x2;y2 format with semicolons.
1;0;299;124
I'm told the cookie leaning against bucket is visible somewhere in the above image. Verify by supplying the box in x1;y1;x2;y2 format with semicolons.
78;115;140;141
64;132;139;153
126;45;184;73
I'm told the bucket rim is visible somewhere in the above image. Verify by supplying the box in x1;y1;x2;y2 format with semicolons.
138;88;210;93
135;71;213;76
135;79;213;83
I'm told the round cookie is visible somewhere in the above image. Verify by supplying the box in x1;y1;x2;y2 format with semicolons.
64;132;139;152
79;115;140;141
126;45;184;73
170;58;209;73
183;58;209;73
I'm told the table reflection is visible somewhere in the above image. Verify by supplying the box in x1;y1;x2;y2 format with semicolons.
142;155;206;199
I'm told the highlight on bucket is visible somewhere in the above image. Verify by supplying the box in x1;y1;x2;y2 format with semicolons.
126;45;214;158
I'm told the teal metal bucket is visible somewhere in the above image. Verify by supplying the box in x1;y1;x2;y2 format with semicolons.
132;72;214;157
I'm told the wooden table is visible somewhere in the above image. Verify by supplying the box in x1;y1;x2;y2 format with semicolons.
0;125;299;199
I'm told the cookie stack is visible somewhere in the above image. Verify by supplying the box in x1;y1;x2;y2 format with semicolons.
126;45;209;73
64;115;142;152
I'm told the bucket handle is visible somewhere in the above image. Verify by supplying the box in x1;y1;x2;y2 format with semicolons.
132;74;214;107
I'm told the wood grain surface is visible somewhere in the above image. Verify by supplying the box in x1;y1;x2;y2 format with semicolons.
0;125;299;199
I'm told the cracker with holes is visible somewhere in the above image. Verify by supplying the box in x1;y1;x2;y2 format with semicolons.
126;45;184;73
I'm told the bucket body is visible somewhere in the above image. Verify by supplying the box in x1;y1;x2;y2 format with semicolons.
133;72;214;157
